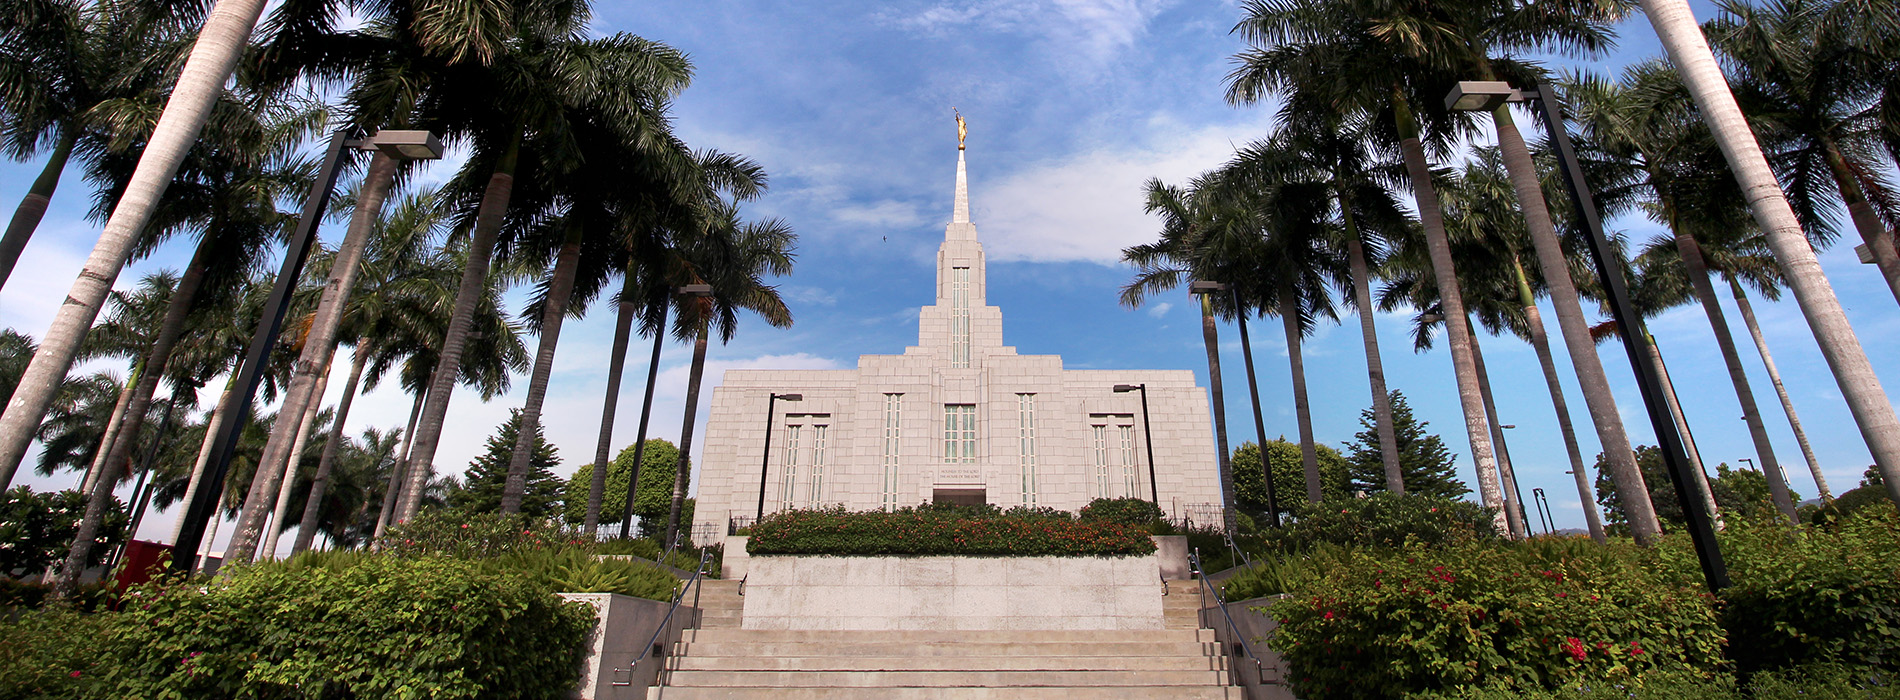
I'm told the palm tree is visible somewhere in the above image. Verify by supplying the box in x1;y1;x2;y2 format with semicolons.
1636;0;1900;509
1725;273;1830;500
1226;0;1532;537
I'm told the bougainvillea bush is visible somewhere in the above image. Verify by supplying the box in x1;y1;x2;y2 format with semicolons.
1265;536;1724;700
747;506;1157;557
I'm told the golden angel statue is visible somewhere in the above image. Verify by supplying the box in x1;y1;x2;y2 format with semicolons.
954;108;967;150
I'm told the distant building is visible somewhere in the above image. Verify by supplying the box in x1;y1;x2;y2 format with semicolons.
689;141;1222;543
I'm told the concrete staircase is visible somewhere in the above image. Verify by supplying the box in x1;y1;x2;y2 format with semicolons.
646;579;1236;699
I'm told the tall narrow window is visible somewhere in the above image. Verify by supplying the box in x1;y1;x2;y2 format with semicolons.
882;394;903;510
950;267;971;368
943;404;976;463
1119;424;1139;498
1091;424;1110;499
809;424;829;506
1017;394;1038;506
780;424;802;508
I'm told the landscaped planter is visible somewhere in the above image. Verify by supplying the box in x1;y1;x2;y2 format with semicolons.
741;555;1163;630
559;592;699;699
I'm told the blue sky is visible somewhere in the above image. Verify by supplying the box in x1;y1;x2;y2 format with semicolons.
3;0;1896;552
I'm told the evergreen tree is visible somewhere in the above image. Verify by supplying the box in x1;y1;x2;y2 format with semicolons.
562;439;683;527
1345;391;1468;499
631;440;688;536
451;410;563;518
1234;439;1351;521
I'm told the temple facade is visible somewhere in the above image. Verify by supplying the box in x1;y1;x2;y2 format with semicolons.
688;141;1223;543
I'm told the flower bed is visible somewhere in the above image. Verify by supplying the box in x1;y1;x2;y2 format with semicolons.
746;506;1157;557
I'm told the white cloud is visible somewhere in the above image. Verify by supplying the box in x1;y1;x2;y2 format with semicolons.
977;114;1275;264
834;200;925;227
880;0;1176;66
1146;301;1172;318
784;286;839;306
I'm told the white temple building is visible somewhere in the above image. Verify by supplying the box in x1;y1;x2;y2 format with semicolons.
689;137;1222;543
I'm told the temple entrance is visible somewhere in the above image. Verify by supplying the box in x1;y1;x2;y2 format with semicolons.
932;488;986;507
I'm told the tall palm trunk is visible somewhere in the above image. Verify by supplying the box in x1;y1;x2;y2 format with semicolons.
172;381;235;543
114;384;186;569
1490;100;1660;541
1730;277;1829;499
1198;295;1236;530
1344;225;1403;493
374;387;427;541
617;298;670;538
0;129;77;289
1646;334;1723;525
585;268;638;533
0;0;270;490
400;127;524;522
260;366;329;560
80;369;139;496
1670;220;1798;523
56;237;216;596
1279;295;1321;503
1513;257;1606;542
226;152;399;563
1391;88;1509;537
1468;326;1527;538
663;315;710;547
293;344;368;554
1819;137;1900;304
502;222;584;514
1641;0;1900;508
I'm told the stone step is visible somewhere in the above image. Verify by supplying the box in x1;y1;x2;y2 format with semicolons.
673;641;1216;658
661;669;1230;688
680;629;1214;644
671;655;1227;672
646;686;1243;699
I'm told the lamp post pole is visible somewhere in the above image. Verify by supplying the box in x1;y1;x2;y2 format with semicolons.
1115;384;1161;511
1447;80;1728;590
755;392;803;521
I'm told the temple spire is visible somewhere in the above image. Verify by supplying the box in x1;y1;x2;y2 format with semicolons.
952;149;970;225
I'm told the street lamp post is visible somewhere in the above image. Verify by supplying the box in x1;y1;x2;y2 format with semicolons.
755;392;804;521
1446;80;1729;590
618;284;713;539
1113;384;1162;511
1189;280;1239;533
170;129;443;574
1739;457;1756;472
1532;487;1555;535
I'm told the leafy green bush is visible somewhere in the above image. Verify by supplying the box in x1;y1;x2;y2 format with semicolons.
1266;537;1723;699
1405;664;1899;699
1265;493;1497;552
1221;545;1352;601
98;556;594;700
0;577;118;611
0;486;127;575
284;545;681;602
1809;484;1897;526
1717;509;1900;676
379;510;555;557
1078;497;1163;525
0;607;114;699
747;506;1157;557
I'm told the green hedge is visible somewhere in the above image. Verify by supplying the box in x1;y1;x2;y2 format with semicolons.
1719;509;1900;676
747;506;1157;557
1267;493;1498;552
94;556;594;700
1078;497;1163;525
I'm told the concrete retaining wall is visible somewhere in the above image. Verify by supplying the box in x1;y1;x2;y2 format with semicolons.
558;592;699;700
742;555;1162;630
1202;594;1296;700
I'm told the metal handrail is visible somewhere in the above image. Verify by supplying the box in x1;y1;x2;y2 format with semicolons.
1193;547;1268;686
631;548;712;673
1222;529;1253;568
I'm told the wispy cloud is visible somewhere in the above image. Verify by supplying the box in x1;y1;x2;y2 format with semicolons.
834;200;926;227
879;0;1176;67
1146;301;1172;318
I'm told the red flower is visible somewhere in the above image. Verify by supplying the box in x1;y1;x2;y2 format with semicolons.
69;671;81;678
1629;642;1644;655
1562;637;1588;661
1323;611;1335;620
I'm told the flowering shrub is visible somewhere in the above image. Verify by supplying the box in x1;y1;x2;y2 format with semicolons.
96;556;594;699
1265;536;1723;699
1716;508;1900;676
1266;493;1497;552
747;506;1157;557
0;607;114;699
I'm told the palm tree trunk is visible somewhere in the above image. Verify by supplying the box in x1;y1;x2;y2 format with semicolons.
1819;137;1900;304
1513;258;1605;542
80;368;139;496
1490;102;1660;542
664;317;711;547
1468;326;1527;539
260;365;328;560
113;384;186;569
0;0;270;490
0;130;77;289
1646;334;1723;526
618;299;670;538
1198;294;1237;531
399;126;524;523
502;224;584;514
1730;276;1829;499
1642;0;1900;509
56;237;215;596
293;344;368;554
1671;224;1797;523
225;152;399;564
197;497;223;574
1391;87;1508;537
373;387;427;541
585;268;639;534
172;380;235;544
1279;295;1321;503
1344;230;1403;493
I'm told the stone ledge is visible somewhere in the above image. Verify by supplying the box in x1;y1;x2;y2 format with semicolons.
742;555;1162;630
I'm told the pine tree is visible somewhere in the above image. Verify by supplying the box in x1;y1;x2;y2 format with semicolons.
452;410;563;518
1345;391;1469;499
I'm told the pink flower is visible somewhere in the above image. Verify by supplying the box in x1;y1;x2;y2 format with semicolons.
1323;611;1335;620
69;671;81;678
1562;637;1588;661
